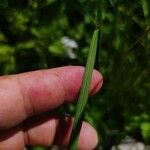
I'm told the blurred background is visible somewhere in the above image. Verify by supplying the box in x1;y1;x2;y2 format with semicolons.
0;0;149;149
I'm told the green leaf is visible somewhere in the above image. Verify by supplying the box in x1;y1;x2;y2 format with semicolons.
68;1;103;149
68;30;99;149
141;0;150;18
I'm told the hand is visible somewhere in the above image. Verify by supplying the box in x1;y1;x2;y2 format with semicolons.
0;66;103;150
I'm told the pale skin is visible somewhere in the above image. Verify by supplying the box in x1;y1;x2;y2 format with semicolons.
0;66;103;150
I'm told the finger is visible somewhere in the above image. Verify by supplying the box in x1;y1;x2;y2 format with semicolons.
0;116;98;150
53;117;98;149
0;126;24;150
0;66;103;130
24;117;98;150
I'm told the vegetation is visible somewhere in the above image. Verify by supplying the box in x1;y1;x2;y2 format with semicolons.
0;0;149;149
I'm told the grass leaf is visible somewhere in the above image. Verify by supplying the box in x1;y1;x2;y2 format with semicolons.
68;1;103;149
68;29;99;150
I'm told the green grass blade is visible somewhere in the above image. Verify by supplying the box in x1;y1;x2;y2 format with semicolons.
68;1;103;149
95;27;102;70
68;29;99;149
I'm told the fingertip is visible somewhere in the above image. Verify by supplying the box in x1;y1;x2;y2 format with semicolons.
54;118;99;149
90;69;103;96
78;122;99;150
57;66;103;99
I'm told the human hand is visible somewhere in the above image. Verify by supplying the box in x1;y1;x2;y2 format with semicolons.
0;66;103;150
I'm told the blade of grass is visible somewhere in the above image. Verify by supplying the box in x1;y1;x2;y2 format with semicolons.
68;30;99;149
68;0;103;149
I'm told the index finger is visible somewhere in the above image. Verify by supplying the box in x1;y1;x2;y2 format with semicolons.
0;66;103;130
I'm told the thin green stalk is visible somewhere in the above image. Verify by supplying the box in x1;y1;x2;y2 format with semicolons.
96;0;103;70
96;0;103;30
141;0;150;63
68;0;103;149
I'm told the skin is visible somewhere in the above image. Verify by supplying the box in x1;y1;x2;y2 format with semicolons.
0;66;103;150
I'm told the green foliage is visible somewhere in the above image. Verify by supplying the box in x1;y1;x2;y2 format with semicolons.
0;0;149;149
31;147;46;150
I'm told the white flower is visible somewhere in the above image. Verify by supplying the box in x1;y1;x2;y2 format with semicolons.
61;36;78;59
